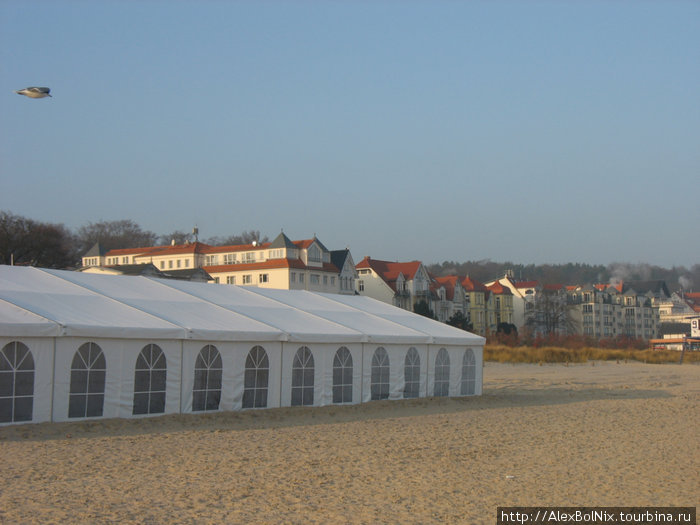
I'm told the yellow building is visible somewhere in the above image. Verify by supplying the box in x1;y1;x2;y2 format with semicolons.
81;232;357;294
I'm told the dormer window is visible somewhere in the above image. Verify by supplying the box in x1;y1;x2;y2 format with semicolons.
308;245;321;262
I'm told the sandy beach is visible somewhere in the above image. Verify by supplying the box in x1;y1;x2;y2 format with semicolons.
1;361;697;524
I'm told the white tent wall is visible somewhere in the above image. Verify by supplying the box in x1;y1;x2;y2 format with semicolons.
425;345;483;398
0;266;485;426
50;337;182;423
315;343;364;406
180;341;284;413
0;337;54;425
361;344;424;402
280;342;356;408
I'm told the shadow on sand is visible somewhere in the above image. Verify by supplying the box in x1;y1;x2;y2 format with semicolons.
0;383;672;443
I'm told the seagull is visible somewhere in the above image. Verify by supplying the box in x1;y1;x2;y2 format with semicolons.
15;87;51;98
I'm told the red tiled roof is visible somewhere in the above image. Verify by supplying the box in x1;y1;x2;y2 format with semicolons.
203;242;271;254
294;239;316;249
105;246;165;257
433;276;459;301
684;293;700;312
356;256;422;281
486;281;513;295
140;241;212;257
461;276;487;292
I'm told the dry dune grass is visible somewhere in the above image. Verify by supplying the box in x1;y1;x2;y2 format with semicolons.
1;361;698;524
485;344;700;364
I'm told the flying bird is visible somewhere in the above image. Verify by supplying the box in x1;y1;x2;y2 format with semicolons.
15;87;51;98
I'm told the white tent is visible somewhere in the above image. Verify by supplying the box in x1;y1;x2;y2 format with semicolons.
0;265;484;425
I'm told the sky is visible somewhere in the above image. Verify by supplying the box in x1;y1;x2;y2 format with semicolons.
1;1;698;268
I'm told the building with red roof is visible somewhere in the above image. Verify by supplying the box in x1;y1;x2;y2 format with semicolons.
81;232;357;294
355;256;432;311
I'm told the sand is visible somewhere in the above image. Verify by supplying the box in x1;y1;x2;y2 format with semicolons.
1;361;697;524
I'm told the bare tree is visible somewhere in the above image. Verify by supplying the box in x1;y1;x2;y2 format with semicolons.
524;287;578;336
0;211;77;268
75;220;158;254
159;230;194;246
204;230;269;246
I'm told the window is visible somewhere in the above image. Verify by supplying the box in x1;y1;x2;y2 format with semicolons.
358;280;365;292
243;346;269;409
69;342;106;418
299;274;304;283
323;276;328;286
290;273;296;283
460;349;476;395
404;347;420;399
310;274;320;285
332;347;353;404
193;345;222;412
434;348;450;397
0;341;34;423
133;344;167;415
259;274;269;284
226;276;236;285
371;347;390;400
291;346;314;406
160;261;165;269
176;259;181;268
308;245;321;262
242;275;252;284
205;255;218;266
269;249;284;259
242;252;255;263
331;277;336;287
223;253;237;264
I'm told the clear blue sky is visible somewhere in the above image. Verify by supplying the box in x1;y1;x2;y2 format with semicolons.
2;1;698;267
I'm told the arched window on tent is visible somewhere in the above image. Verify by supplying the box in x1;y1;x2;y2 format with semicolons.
434;348;450;397
332;346;353;404
193;345;222;412
133;344;167;415
403;347;420;399
291;346;314;406
371;347;390;400
243;345;269;409
460;348;476;395
0;341;34;423
69;342;106;418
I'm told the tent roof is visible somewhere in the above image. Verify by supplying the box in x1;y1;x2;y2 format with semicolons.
0;266;484;346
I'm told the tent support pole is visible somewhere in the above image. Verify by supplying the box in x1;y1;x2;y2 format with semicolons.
360;343;364;404
179;340;184;415
279;342;283;408
425;345;430;398
50;337;57;422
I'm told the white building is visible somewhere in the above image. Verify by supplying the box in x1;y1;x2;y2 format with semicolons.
81;232;356;295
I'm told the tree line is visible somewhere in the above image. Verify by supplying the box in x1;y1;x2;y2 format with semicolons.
0;210;267;268
426;260;700;294
1;210;698;292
